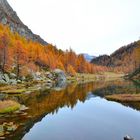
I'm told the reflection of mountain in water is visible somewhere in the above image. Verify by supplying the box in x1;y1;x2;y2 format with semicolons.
1;80;140;139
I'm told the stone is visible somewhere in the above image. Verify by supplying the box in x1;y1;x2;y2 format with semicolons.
9;73;16;79
124;135;134;140
0;73;6;84
1;17;7;25
17;80;22;83
0;0;48;45
46;72;53;79
9;79;17;85
53;69;66;82
4;74;10;83
20;105;29;111
0;80;6;84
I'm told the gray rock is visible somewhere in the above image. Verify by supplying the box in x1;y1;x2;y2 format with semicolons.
1;17;7;24
10;73;16;79
53;69;66;82
4;74;9;82
45;72;53;79
0;74;5;83
17;80;21;83
0;73;9;83
53;69;67;88
9;79;17;85
20;105;29;111
0;0;48;45
124;135;134;140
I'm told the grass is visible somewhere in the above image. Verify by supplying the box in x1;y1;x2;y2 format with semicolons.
1;89;26;94
67;72;124;83
106;94;140;102
0;100;21;113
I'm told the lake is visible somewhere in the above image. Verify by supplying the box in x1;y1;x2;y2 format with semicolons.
1;79;140;140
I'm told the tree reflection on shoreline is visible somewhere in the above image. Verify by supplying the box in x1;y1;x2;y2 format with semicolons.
0;79;140;140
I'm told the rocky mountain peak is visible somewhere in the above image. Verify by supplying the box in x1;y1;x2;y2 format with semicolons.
0;0;48;45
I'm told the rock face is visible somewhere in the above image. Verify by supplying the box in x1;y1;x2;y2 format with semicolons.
0;0;48;45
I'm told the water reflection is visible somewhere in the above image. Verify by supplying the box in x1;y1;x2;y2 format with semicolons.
0;79;140;140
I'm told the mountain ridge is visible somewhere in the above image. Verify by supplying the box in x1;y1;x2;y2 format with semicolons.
91;41;140;73
0;0;48;45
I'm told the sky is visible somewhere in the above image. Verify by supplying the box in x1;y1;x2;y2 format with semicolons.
7;0;140;56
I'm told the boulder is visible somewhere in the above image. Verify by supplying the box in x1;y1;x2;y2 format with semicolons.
53;69;66;83
124;135;134;140
17;80;22;83
4;74;10;83
0;73;5;83
0;73;10;84
9;73;16;79
9;79;17;85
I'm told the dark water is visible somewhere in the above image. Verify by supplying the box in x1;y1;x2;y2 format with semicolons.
1;79;140;140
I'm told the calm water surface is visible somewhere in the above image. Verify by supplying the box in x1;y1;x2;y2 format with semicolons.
1;80;140;140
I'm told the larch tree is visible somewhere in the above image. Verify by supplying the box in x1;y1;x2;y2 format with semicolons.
13;41;27;79
0;33;9;74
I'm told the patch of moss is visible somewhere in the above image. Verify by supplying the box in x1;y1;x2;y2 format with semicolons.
0;100;21;113
1;89;26;94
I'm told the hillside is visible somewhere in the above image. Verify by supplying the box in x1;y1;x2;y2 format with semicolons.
0;0;47;45
0;0;110;85
91;41;140;73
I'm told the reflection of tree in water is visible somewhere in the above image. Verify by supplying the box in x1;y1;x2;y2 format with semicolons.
1;79;140;139
0;82;96;139
92;80;140;97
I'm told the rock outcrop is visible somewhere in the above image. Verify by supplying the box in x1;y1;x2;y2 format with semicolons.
0;0;48;45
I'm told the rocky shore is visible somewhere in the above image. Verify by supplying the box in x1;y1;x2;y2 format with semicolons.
0;69;66;86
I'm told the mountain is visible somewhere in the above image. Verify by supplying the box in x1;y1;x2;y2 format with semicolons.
0;0;47;45
82;53;96;62
91;41;140;73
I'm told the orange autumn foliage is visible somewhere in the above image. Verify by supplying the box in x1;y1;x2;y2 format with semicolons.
0;24;108;77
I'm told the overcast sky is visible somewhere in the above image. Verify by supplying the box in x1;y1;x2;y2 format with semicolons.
7;0;140;56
